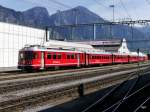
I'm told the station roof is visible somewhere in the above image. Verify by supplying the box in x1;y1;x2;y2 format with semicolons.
44;39;93;49
75;39;121;46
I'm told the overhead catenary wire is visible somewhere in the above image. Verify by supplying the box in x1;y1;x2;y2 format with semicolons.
119;0;132;20
93;0;108;8
47;0;72;9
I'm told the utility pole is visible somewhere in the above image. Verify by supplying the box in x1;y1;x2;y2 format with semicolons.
137;48;140;76
57;10;61;26
74;9;78;25
109;0;115;22
93;24;96;40
71;9;78;40
109;0;115;39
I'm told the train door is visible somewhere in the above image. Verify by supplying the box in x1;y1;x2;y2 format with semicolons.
86;54;89;66
41;51;45;69
128;55;130;63
77;53;80;67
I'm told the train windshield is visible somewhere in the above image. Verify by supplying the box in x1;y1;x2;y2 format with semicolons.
19;51;37;60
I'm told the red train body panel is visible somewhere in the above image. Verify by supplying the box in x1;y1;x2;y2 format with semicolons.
18;46;148;70
113;54;129;63
88;54;112;65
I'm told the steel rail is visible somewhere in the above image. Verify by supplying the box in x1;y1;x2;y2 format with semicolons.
81;67;150;112
0;71;138;112
0;65;148;94
133;97;150;112
103;78;150;112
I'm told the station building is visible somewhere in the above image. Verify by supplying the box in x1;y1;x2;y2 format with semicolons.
0;22;45;69
76;38;130;54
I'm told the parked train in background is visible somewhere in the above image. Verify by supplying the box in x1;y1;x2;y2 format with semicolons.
18;45;148;71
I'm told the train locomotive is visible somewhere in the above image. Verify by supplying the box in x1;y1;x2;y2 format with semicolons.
18;44;148;71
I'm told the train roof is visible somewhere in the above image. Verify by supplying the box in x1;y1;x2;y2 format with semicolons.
20;45;147;57
20;45;83;53
44;40;93;49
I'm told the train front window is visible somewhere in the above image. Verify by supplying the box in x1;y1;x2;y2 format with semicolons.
19;52;24;60
24;52;37;60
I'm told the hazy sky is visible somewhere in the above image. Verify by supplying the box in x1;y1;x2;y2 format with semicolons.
0;0;150;21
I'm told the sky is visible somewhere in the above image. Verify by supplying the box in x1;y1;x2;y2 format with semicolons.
0;0;150;21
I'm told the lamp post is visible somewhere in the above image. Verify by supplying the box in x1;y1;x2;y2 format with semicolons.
109;0;115;22
109;0;115;39
57;10;61;26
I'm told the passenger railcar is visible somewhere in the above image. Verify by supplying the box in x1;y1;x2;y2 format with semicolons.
18;45;148;71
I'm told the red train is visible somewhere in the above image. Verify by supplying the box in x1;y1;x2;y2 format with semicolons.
18;45;148;70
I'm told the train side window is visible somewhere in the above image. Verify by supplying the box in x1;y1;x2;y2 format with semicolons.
67;55;70;59
53;54;57;59
71;54;74;59
58;54;61;59
32;52;38;59
47;53;51;59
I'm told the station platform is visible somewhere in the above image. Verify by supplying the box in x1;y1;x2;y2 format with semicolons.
0;67;18;72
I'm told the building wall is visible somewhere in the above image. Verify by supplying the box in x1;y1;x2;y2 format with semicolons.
0;22;45;68
118;38;130;54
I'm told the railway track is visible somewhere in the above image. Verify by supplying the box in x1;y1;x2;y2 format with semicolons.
0;64;122;81
0;70;142;112
0;64;125;76
0;62;148;80
111;83;150;112
82;68;150;112
0;63;149;94
134;97;150;112
0;65;149;112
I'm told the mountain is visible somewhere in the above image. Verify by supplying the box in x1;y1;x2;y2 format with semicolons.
49;6;105;25
0;5;149;51
138;26;150;36
0;5;50;28
0;5;23;24
23;7;50;27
